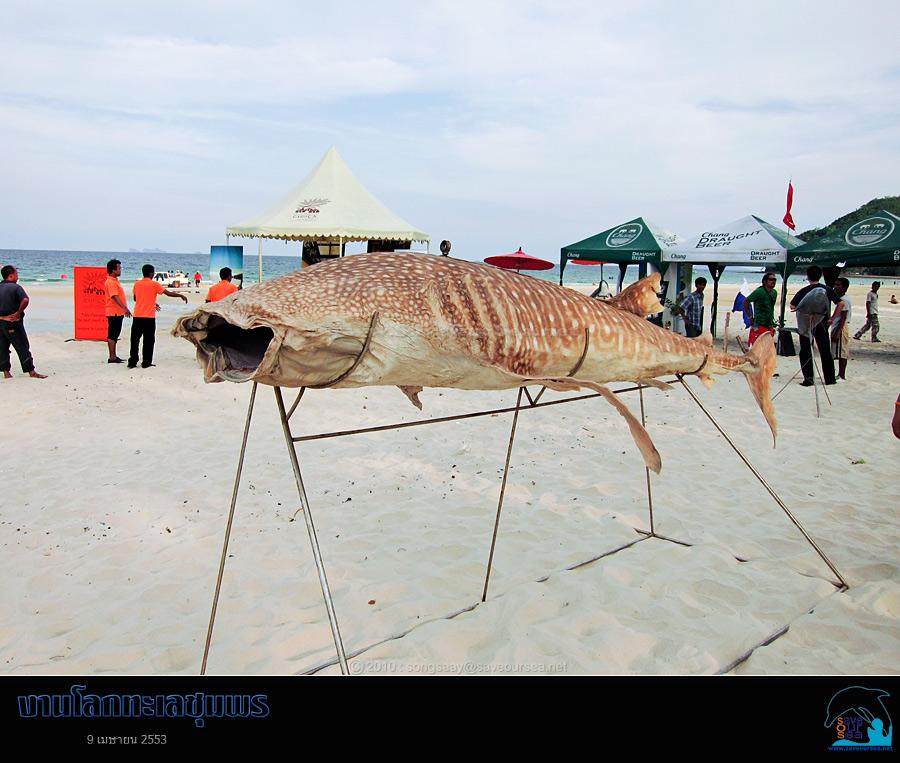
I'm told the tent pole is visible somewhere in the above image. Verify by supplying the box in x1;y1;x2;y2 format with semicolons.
708;264;724;338
258;238;263;284
617;263;628;294
274;386;349;674
481;386;525;602
777;262;790;353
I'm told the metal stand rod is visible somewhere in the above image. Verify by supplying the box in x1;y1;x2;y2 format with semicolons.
633;528;693;547
290;380;679;443
202;381;258;675
274;386;349;674
286;387;306;421
482;387;525;602
638;385;656;536
771;366;803;401
811;347;832;408
676;376;847;589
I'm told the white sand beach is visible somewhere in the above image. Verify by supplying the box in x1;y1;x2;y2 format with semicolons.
2;278;898;675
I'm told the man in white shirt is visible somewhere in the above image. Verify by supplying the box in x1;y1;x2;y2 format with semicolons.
853;281;880;342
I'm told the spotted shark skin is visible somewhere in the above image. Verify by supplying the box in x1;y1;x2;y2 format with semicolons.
174;253;777;472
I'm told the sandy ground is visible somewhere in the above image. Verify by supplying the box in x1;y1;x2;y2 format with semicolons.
1;276;898;675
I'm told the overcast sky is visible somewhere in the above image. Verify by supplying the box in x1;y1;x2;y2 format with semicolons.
2;0;899;258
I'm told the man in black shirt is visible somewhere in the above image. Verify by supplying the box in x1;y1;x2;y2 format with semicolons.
0;265;48;379
789;265;837;387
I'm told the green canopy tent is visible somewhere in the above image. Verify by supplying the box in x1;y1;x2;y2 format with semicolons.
559;217;678;288
786;210;900;276
779;210;900;329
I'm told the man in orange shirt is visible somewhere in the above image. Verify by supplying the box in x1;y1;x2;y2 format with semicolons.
206;267;240;303
104;259;132;363
128;263;187;369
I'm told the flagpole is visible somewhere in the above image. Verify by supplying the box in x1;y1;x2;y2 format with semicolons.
778;179;795;351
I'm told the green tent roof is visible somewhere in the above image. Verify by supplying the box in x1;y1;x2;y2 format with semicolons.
560;217;677;274
787;210;900;275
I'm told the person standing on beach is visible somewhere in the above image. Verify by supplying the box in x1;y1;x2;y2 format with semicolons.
790;265;837;387
743;272;778;346
677;277;707;337
194;271;202;289
853;281;881;342
0;265;47;379
205;267;239;303
829;277;852;380
129;264;187;369
104;259;131;364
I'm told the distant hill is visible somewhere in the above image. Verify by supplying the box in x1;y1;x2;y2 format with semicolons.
800;196;900;276
799;196;900;241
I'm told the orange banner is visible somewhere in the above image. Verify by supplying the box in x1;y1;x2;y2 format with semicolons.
74;266;108;341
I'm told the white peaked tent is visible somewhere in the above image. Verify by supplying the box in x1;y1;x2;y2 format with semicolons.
662;215;803;336
226;146;429;279
663;215;802;265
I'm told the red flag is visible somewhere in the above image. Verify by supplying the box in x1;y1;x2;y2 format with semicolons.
783;181;795;230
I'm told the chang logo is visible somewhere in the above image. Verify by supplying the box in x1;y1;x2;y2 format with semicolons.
845;217;895;247
293;198;330;218
825;686;892;751
606;224;643;248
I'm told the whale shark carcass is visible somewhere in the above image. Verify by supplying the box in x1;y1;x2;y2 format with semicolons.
173;253;777;473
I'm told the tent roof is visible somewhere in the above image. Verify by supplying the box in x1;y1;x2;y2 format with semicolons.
226;146;429;242
663;215;803;265
560;217;679;270
787;210;900;274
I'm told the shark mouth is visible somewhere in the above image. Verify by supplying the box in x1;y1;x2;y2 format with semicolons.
180;313;277;382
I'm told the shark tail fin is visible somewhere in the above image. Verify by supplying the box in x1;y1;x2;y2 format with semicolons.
742;332;778;445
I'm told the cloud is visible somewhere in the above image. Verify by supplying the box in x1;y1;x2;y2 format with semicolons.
1;0;899;252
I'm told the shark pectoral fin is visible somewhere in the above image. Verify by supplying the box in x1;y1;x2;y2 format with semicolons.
636;378;673;391
524;376;662;474
697;373;715;389
398;385;424;410
593;385;662;474
527;378;580;393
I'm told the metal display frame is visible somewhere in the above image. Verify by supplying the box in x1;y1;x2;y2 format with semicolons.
200;377;848;676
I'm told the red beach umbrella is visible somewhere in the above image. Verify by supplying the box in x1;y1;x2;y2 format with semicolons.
484;247;554;273
569;258;609;281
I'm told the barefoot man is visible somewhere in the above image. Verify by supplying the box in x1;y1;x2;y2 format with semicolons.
0;265;48;379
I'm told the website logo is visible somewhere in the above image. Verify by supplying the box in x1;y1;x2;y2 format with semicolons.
825;686;892;751
845;217;895;247
606;224;643;248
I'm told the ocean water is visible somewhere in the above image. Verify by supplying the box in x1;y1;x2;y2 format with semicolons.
2;248;894;290
3;247;770;287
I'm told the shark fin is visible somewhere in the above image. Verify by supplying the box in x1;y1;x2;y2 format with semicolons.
398;385;423;410
636;378;673;391
607;273;664;317
521;376;662;473
742;333;778;445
